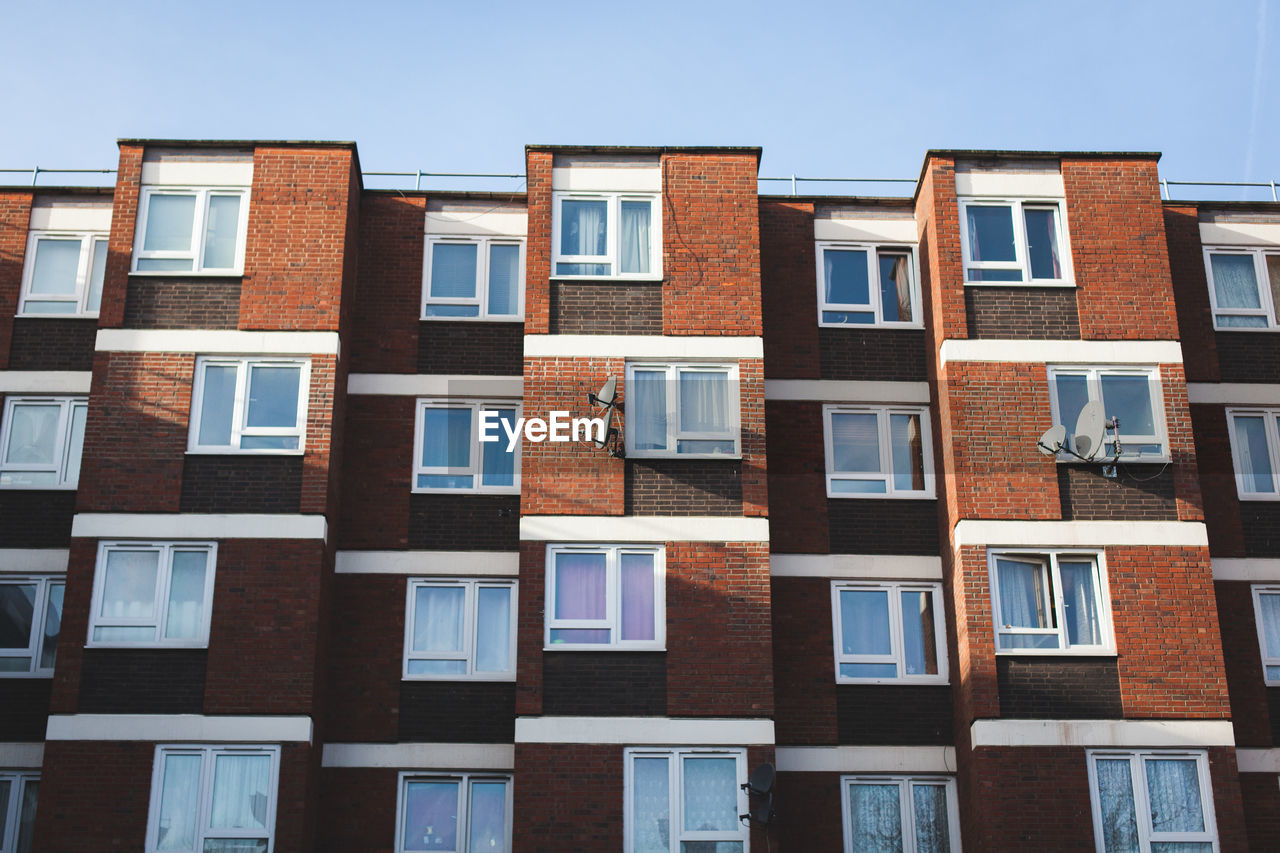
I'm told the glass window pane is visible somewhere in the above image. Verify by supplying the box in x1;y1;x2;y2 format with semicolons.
407;659;467;676
165;551;208;640
0;780;8;840
65;403;87;486
848;783;904;853
831;413;880;474
1232;416;1274;493
413;586;465;653
824;249;870;306
0;583;36;650
238;435;298;451
431;243;479;299
87;239;107;311
1054;374;1090;442
403;780;458;852
144;194;197;252
1259;593;1280;658
840;589;892;656
198;366;238;447
17;778;37;853
1059;560;1102;647
4;404;61;465
911;784;951;853
425;303;483;318
40;582;64;669
417;473;474;490
890;414;925;492
840;662;898;679
201;841;268;853
487;244;520;315
202;195;241;269
620;553;656;642
548;628;610;644
468;781;508;853
822;310;876;325
676;439;736;455
474;587;512;673
632;757;669;853
1100;375;1156;437
1024;207;1062;279
421;408;473;470
1210;254;1262;309
156;754;202;851
1268;256;1280;319
100;549;160;620
620;201;651;274
632;371;668;451
1144;758;1205;833
1095;759;1140;853
679;372;730;433
136;258;195;272
560;200;608;258
21;301;78;314
830;479;888;494
995;559;1049;630
209;754;272;830
554;552;607;620
1150;844;1212;853
555;262;611;276
901;591;939;676
29;238;82;296
878;253;913;322
480;408;517;488
245;366;301;429
681;757;737;833
966;205;1017;263
93;626;156;642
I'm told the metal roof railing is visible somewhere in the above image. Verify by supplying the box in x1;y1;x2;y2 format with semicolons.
1161;178;1279;202
758;175;918;195
0;167;118;186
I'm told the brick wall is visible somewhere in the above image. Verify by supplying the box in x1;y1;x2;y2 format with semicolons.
408;495;519;550
123;277;241;329
349;193;425;373
325;573;400;741
624;459;743;515
1216;332;1280;383
0;678;52;741
765;401;829;553
7;318;97;370
0;491;76;547
916;156;965;345
771;577;838;744
1164;204;1219;381
180;455;303;513
1241;771;1280;850
399;681;516;742
1057;463;1177;520
0;189;34;369
827;499;941;555
337;395;412;549
995;657;1122;718
542;652;666;715
77;649;206;713
417;321;523;374
773;771;844;852
836;685;953;744
523;151;553;334
316;768;397;853
549;281;662;334
1215;581;1273;747
759;199;820;379
964;286;1081;338
818;328;928;381
97;144;143;329
1191;403;1246;555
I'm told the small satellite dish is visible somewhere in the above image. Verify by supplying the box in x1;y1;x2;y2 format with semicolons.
1037;424;1067;457
739;763;776;826
593;408;615;450
743;763;775;797
1073;400;1107;460
589;376;617;409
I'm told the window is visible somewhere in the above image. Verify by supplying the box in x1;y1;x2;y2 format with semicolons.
404;579;516;680
19;230;107;316
1047;366;1166;460
989;550;1112;653
396;772;511;853
1087;750;1218;853
1252;585;1280;686
132;187;249;274
1226;407;1280;499
625;363;740;459
88;542;216;647
816;242;920;326
189;358;308;454
145;745;279;853
823;405;934;498
0;397;87;489
0;771;39;853
841;776;960;853
0;576;63;677
960;198;1070;284
1204;247;1280;330
552;192;660;279
545;545;664;650
831;582;947;684
626;748;748;853
413;401;520;493
423;236;524;320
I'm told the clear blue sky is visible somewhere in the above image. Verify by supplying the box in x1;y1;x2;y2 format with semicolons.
1;0;1275;195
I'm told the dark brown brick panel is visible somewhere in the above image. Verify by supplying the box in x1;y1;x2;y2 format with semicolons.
624;459;743;515
1216;331;1280;383
818;327;928;381
1164;205;1219;382
542;651;666;716
760;199;820;379
398;681;516;742
179;454;303;513
0;191;35;371
1241;771;1280;851
1056;463;1177;521
549;281;662;334
0;678;52;741
349;193;425;374
1242;502;1280;557
771;577;838;745
408;494;519;550
827;498;940;555
964;286;1081;339
6;318;97;371
1214;581;1273;747
317;768;398;853
76;649;206;714
325;574;401;741
766;401;829;554
336;394;412;550
0;490;75;547
836;685;953;744
773;771;843;852
417;321;523;375
123;276;241;329
996;656;1122;719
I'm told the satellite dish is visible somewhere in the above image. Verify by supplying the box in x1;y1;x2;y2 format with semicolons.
1073;400;1107;460
743;763;775;797
1037;424;1067;457
739;763;776;827
593;408;615;450
589;376;617;409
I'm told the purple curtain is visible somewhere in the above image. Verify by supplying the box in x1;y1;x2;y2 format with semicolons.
620;554;655;641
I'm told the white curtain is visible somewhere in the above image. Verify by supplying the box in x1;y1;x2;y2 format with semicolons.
620;201;650;274
5;404;59;464
156;754;201;851
848;783;904;853
880;254;913;322
468;781;508;853
102;550;159;618
164;552;207;641
1210;254;1261;309
1145;759;1206;836
631;372;668;451
682;757;737;833
632;757;670;853
1232;416;1274;493
209;754;271;830
910;784;951;853
679;373;729;434
996;560;1048;649
414;586;464;652
1260;594;1280;658
1059;561;1100;646
562;200;607;256
832;413;880;474
474;587;511;673
1095;759;1140;853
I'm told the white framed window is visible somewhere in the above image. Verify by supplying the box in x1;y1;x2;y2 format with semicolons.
816;242;921;327
396;772;511;853
189;357;309;454
823;405;934;498
18;230;108;316
625;747;749;853
145;745;279;853
1252;585;1280;686
988;550;1113;654
0;771;39;853
1087;750;1218;853
1047;366;1167;460
0;397;88;489
1204;246;1280;330
132;187;249;274
545;544;664;651
404;578;516;681
423;236;525;320
0;576;63;678
831;582;947;684
959;198;1071;285
87;542;216;647
624;362;740;459
1225;407;1280;499
840;775;960;853
552;191;661;279
413;400;520;493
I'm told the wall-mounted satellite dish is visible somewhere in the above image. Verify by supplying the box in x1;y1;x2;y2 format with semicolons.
587;376;623;457
589;376;617;409
1037;424;1067;457
739;762;775;827
1073;400;1107;460
593;407;615;450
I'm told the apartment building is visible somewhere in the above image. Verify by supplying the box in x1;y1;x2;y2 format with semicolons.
0;139;1276;851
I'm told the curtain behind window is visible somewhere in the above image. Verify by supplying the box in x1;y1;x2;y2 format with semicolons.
911;784;951;853
632;757;670;853
1058;561;1100;646
620;201;651;274
848;783;904;853
632;372;668;451
1095;759;1140;853
209;754;272;831
1210;254;1261;310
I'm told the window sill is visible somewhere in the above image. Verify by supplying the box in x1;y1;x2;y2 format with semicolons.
835;677;949;686
0;483;78;491
544;645;666;653
817;321;926;331
420;315;525;324
1053;456;1168;466
550;275;664;283
129;270;244;278
1212;326;1280;333
411;487;521;496
185;449;306;457
15;313;100;321
0;671;54;679
826;490;936;500
994;649;1118;657
84;642;210;650
402;673;517;683
963;280;1076;289
627;453;742;462
1236;493;1280;502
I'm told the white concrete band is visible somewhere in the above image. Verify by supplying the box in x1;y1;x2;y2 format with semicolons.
347;374;523;397
938;339;1183;365
1186;383;1280;406
970;719;1235;748
0;371;93;394
775;746;956;774
72;514;328;541
520;516;770;543
523;336;764;359
335;551;519;576
764;380;930;404
952;520;1209;548
0;549;70;574
1199;221;1280;247
514;716;774;745
322;743;515;770
426;203;527;237
1236;748;1280;773
95;329;340;356
141;159;253;187
813;217;918;243
551;167;661;192
47;714;313;743
29;201;112;232
955;171;1065;198
1211;558;1280;582
0;743;44;768
771;554;943;580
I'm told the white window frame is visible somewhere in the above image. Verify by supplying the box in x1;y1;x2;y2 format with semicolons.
395;771;512;853
551;191;662;280
188;357;310;455
623;362;741;460
87;541;217;648
145;745;280;853
422;235;526;321
412;399;522;495
624;747;749;853
1251;584;1280;686
840;775;961;853
815;241;923;328
1086;750;1219;853
830;581;948;685
0;396;88;489
1046;365;1168;462
0;770;39;853
958;197;1073;286
822;404;935;499
1225;407;1280;500
132;186;250;275
544;544;665;651
988;549;1115;655
18;230;109;317
1204;246;1280;331
0;574;63;678
403;578;517;681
